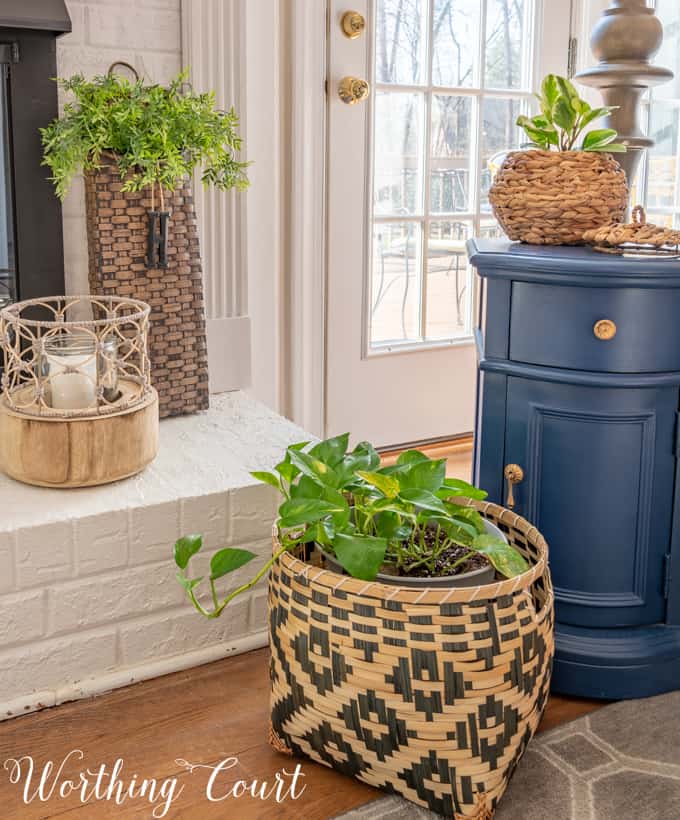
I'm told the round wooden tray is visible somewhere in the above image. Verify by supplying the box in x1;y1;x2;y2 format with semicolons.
0;383;159;488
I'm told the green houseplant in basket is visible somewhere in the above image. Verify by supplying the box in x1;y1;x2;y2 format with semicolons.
41;68;249;205
489;74;628;245
174;434;529;615
40;68;249;418
174;434;555;818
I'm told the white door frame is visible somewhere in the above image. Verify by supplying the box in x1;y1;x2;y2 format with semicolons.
284;0;328;437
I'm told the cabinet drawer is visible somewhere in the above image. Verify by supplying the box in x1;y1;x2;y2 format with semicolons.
510;282;680;373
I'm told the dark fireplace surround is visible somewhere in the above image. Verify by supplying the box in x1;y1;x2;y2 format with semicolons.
0;1;71;308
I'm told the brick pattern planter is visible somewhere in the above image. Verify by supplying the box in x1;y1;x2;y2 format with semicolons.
85;160;209;417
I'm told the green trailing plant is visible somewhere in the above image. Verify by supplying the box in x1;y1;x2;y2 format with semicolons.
517;74;626;154
40;70;249;204
174;434;530;619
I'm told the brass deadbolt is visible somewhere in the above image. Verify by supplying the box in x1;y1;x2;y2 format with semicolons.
338;76;370;105
342;11;366;38
593;319;617;341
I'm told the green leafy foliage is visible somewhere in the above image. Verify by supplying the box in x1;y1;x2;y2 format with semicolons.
472;534;530;577
174;436;531;619
356;470;400;498
278;497;345;527
41;70;249;200
210;548;256;580
333;533;387;581
174;535;203;570
517;74;626;154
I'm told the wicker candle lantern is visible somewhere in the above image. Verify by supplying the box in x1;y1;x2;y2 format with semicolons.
0;295;159;488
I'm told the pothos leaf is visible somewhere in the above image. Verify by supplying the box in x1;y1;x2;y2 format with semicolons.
210;548;257;580
174;534;203;569
251;471;282;492
437;477;488;501
308;433;350;467
332;533;387;581
357;470;401;498
278;497;345;527
396;459;446;493
399;488;447;514
472;535;529;578
287;448;341;488
446;505;487;534
395;449;430;466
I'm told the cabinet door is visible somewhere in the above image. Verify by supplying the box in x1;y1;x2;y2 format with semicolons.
505;378;676;628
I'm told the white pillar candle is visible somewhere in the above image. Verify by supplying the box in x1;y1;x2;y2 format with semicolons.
50;372;97;410
42;334;98;411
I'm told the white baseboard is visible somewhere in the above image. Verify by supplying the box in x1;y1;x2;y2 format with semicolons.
206;316;252;393
0;629;269;722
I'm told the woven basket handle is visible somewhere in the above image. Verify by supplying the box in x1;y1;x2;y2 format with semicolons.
631;204;646;225
107;61;140;82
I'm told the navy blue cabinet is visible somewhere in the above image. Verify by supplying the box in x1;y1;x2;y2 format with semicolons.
469;239;680;699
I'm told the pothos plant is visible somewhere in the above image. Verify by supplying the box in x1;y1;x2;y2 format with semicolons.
518;74;626;154
174;434;529;619
40;70;249;207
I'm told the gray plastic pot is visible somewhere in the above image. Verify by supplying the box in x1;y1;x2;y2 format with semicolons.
318;518;507;589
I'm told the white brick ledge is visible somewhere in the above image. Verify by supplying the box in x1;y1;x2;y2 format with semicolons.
0;391;308;721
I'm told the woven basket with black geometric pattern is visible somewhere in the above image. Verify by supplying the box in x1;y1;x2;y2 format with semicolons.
269;500;554;819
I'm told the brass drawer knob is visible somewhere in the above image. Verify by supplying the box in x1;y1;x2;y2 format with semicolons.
338;76;370;105
504;464;524;510
594;319;617;340
341;11;366;39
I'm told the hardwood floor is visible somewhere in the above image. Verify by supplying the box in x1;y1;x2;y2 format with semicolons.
0;441;604;818
0;649;603;819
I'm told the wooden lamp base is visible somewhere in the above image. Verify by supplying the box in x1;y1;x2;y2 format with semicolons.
0;387;159;488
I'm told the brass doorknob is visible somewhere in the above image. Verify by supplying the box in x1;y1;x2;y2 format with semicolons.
341;11;366;38
338;76;370;105
504;464;524;510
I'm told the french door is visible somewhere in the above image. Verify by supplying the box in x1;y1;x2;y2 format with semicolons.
325;0;572;447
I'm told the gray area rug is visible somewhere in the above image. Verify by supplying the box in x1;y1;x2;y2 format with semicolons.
333;691;680;820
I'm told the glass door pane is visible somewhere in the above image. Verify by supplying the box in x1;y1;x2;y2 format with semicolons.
641;3;680;228
485;0;532;89
374;92;425;216
432;0;480;88
369;0;537;351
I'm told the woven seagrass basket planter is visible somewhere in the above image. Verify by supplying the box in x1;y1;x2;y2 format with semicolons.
489;150;628;245
269;500;554;819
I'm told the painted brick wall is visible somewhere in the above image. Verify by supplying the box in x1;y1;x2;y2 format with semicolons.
0;488;276;719
0;392;305;720
57;0;182;295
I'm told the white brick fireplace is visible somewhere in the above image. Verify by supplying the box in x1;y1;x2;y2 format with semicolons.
0;392;307;720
